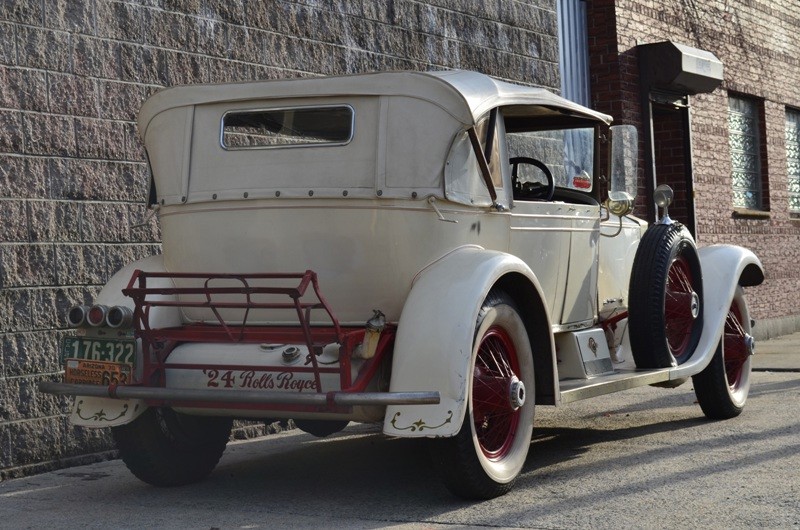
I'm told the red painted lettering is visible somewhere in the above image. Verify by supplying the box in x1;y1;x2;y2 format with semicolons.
239;370;274;389
276;372;317;392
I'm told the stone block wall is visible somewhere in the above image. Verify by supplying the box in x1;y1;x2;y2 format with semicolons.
587;0;800;335
1;0;560;478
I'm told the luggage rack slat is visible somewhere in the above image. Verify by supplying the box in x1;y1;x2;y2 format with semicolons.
133;301;326;310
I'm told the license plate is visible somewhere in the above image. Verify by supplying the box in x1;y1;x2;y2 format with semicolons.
61;337;136;367
65;359;132;385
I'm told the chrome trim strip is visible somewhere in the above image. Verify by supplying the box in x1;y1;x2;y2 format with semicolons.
39;382;440;406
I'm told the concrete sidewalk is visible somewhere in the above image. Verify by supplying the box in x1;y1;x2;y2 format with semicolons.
753;330;800;371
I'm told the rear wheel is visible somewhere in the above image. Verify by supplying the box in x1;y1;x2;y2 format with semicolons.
293;419;348;437
430;290;535;500
629;223;703;368
693;287;754;419
112;407;232;486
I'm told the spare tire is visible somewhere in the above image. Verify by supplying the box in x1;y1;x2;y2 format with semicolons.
628;222;703;368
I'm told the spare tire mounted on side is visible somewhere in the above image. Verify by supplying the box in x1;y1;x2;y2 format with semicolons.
628;222;703;368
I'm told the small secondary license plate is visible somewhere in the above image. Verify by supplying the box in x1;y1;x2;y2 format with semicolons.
65;359;132;385
61;337;136;366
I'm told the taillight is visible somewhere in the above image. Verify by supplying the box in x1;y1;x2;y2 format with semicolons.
67;303;133;328
106;306;133;328
86;305;109;327
67;305;90;327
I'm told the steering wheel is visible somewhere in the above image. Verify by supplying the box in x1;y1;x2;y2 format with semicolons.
510;157;554;201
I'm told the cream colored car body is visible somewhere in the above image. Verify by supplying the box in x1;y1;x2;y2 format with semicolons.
67;71;762;435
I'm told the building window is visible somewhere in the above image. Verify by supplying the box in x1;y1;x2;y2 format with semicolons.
787;109;800;214
728;96;763;210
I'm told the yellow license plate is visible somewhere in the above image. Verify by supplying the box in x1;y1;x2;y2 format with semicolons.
65;359;132;385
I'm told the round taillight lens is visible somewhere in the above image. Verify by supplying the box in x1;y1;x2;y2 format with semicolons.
87;305;109;327
67;305;89;327
106;306;133;328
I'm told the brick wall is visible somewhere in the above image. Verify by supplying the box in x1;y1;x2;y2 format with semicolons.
587;0;800;336
0;1;560;479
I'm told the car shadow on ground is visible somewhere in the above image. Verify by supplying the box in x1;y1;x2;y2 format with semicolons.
88;374;799;527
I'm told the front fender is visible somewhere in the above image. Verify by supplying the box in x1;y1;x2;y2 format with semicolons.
71;254;180;428
670;244;764;380
382;246;553;438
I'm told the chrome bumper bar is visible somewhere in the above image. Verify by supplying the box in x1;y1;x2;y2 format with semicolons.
38;382;440;406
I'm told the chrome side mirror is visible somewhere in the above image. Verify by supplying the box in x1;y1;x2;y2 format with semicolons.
654;184;674;224
605;191;635;217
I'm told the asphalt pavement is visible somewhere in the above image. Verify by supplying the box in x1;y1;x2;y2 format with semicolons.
1;332;798;529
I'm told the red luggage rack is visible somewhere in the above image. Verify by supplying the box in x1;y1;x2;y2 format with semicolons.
38;270;439;409
118;269;404;413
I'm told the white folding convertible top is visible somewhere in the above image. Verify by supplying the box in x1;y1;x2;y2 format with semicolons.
138;69;612;137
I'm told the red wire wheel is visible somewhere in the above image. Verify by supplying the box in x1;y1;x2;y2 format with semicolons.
430;290;535;500
664;254;702;362
471;326;522;460
723;301;750;392
629;223;704;368
694;287;754;419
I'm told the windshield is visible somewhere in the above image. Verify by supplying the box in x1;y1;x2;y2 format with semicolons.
506;127;595;192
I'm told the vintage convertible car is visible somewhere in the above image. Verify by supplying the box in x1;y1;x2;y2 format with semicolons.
40;70;764;499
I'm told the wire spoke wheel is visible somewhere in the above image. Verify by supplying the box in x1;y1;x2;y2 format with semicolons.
693;286;754;419
429;290;535;500
472;326;521;459
722;300;750;393
664;255;700;359
629;223;703;368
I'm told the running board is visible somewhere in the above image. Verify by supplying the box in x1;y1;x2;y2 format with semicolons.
39;382;440;407
558;368;672;404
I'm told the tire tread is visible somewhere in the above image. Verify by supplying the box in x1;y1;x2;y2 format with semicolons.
112;408;232;487
629;223;702;368
693;346;744;419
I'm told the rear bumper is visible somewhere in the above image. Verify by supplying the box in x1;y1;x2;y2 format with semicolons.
38;381;440;407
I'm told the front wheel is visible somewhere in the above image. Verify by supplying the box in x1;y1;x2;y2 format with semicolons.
693;287;754;419
112;407;232;486
430;290;535;499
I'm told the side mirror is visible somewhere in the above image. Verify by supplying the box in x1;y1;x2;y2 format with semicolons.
607;191;634;217
606;125;638;217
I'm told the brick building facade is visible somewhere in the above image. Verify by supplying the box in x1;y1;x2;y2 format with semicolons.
586;0;800;337
0;0;560;479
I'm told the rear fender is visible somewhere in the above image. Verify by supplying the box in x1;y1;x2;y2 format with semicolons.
95;254;182;328
669;245;764;380
70;254;180;428
382;246;556;438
